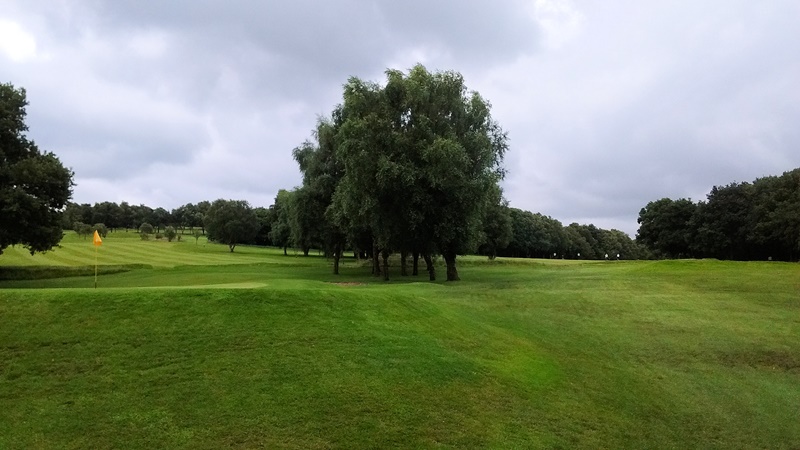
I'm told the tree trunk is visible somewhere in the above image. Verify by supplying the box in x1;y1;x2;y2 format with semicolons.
423;254;435;281
333;243;342;275
372;243;381;276
303;247;310;257
400;251;408;276
444;251;460;281
382;249;390;281
412;252;419;276
229;244;236;253
283;245;287;256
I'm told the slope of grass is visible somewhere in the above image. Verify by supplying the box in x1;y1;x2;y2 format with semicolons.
1;241;798;448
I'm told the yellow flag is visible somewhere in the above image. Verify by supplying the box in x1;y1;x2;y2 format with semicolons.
93;230;103;246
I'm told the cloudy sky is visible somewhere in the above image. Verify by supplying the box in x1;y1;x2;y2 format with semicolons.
3;1;799;236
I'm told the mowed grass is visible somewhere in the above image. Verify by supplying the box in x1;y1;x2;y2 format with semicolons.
0;230;304;268
1;234;799;448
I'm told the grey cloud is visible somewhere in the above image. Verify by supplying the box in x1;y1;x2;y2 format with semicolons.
4;0;799;237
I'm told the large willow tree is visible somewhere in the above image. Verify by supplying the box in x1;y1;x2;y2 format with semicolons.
328;64;508;281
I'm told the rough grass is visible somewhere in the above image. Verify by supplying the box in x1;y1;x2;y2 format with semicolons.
0;236;798;448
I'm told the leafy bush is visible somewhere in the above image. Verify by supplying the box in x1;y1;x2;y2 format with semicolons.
93;223;108;238
139;222;154;235
164;226;177;242
74;222;93;239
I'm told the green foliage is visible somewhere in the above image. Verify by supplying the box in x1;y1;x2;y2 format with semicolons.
171;203;202;231
329;64;509;280
164;226;177;242
253;206;272;246
203;199;259;252
0;83;74;256
139;222;154;234
637;167;800;261
750;169;800;259
74;222;93;240
291;117;346;261
479;194;513;259
290;185;321;255
93;223;108;238
268;190;294;254
150;207;170;233
91;202;122;232
192;228;203;244
505;209;566;258
636;198;696;258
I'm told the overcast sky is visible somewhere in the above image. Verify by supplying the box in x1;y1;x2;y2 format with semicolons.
3;1;799;236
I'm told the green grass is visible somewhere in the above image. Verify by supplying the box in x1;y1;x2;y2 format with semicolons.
1;234;799;448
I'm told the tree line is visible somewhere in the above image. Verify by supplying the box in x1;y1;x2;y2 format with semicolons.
636;168;800;261
3;75;643;276
61;196;644;258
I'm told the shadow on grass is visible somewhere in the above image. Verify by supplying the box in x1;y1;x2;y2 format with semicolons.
0;264;152;281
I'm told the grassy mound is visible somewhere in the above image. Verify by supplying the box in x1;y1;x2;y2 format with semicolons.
1;236;798;448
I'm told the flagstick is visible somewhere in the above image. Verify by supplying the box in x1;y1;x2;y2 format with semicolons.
94;244;98;289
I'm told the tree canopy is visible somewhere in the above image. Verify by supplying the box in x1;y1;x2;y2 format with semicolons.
309;64;509;280
636;168;800;261
204;199;259;252
0;83;74;255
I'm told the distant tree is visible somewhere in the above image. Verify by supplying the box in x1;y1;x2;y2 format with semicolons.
152;207;170;233
74;222;93;240
93;223;108;238
596;228;641;260
750;169;800;261
692;183;753;260
92;201;121;232
132;204;153;229
479;194;513;260
0;83;74;256
194;201;211;234
62;203;83;230
119;202;135;231
578;224;606;259
563;223;594;259
172;202;199;232
636;198;696;258
204;199;259;252
139;222;154;240
139;222;154;234
290;185;321;256
192;228;203;244
269;190;294;255
253;206;273;246
164;226;177;242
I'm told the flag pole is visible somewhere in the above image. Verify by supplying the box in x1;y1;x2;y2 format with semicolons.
92;230;102;288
